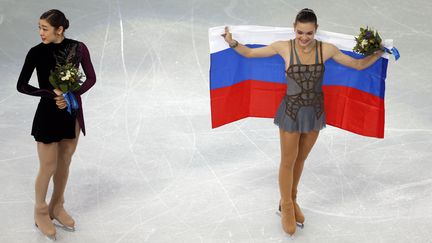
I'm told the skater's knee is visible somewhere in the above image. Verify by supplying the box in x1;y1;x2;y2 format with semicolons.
280;157;296;170
295;151;310;164
58;145;76;163
40;160;57;175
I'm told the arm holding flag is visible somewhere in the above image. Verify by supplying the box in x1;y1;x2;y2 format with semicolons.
324;42;384;70
222;26;280;58
222;26;384;72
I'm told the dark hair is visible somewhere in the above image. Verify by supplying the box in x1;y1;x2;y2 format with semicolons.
295;8;317;26
40;9;69;32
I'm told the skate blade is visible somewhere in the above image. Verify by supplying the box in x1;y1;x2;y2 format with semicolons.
296;222;304;229
276;211;305;229
52;219;75;232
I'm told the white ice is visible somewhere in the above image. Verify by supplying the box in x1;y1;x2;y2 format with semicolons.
1;0;432;242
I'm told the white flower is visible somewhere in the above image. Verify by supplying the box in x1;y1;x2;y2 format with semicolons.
361;39;368;48
61;76;67;81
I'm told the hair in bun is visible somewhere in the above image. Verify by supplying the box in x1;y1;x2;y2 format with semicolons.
40;9;69;32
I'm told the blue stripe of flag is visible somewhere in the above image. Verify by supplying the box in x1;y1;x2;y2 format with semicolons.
323;50;387;99
210;46;387;99
210;44;285;90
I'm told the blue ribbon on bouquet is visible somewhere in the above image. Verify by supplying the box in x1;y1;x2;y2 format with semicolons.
63;91;79;115
384;46;400;61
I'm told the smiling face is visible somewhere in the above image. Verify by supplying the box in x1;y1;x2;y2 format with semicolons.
294;21;317;48
38;19;63;44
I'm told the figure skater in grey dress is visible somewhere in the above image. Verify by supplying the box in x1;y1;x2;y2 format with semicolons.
222;8;384;236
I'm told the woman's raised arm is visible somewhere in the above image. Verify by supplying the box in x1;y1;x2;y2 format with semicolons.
222;26;279;58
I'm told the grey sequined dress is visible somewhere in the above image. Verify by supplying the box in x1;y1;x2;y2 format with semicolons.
274;39;326;133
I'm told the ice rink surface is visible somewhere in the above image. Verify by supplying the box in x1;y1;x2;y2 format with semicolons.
1;0;432;242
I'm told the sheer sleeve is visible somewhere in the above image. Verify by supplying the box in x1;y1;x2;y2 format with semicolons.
16;48;56;98
74;42;96;96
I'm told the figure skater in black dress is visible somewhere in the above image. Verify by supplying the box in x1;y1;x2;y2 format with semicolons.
17;9;96;240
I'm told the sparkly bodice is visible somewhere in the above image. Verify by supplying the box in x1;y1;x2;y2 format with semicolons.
283;40;325;120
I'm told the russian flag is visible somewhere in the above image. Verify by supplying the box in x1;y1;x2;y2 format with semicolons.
209;25;393;138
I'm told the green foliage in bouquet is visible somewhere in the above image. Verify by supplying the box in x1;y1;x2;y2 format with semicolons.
49;63;83;93
353;26;382;56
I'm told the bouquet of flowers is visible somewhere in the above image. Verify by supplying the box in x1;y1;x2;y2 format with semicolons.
49;63;84;114
353;26;383;56
353;26;400;60
49;63;83;92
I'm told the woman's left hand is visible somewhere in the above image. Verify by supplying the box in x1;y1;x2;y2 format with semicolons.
53;89;67;109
